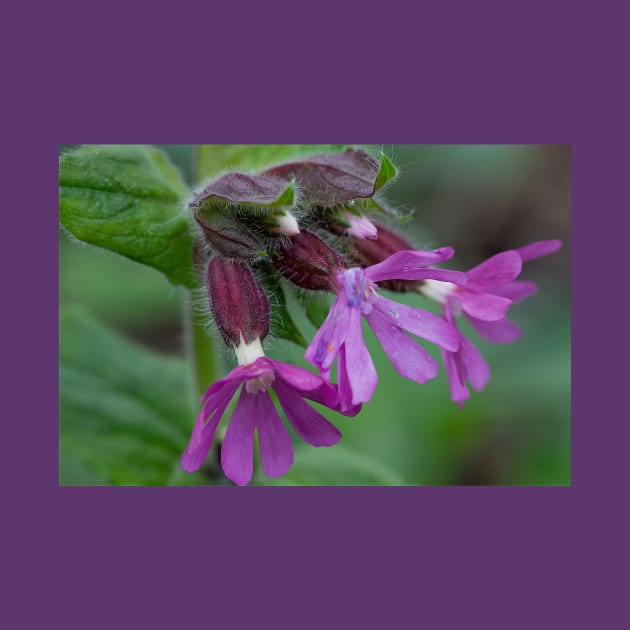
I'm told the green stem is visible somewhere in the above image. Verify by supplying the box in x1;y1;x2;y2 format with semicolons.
186;145;223;403
186;299;221;400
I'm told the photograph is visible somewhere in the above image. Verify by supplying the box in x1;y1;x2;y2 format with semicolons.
59;144;570;486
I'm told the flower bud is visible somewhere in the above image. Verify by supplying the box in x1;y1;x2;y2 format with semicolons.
207;257;270;346
263;148;382;208
272;210;301;235
351;221;414;263
341;209;377;240
272;230;345;292
192;237;208;277
259;209;301;236
194;208;263;259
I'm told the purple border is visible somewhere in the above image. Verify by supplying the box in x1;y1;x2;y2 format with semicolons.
8;3;622;628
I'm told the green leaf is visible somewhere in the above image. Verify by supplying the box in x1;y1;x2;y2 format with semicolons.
59;448;108;485
374;152;397;191
253;445;406;486
59;145;197;288
273;178;295;207
59;307;206;486
304;293;332;329
256;263;307;347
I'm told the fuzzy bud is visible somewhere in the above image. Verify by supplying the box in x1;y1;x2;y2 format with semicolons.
272;230;345;292
195;208;263;259
263;148;382;208
207;257;270;346
192;237;208;277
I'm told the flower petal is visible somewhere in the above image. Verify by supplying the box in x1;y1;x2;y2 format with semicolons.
274;380;342;447
403;268;468;284
365;306;438;384
466;251;522;291
341;267;368;309
459;335;491;392
199;365;248;402
270;359;323;394
342;309;378;404
299;372;362;417
516;240;562;262
456;289;512;321
441;348;470;405
181;378;241;472
492;280;538;302
467;315;522;344
373;296;459;351
336;345;355;413
305;294;351;371
271;358;360;414
221;387;257;486
255;391;294;479
364;248;455;282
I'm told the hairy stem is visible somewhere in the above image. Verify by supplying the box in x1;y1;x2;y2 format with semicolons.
184;145;226;401
185;300;220;400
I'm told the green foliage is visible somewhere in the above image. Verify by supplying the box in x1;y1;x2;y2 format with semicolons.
59;307;207;485
59;145;197;287
254;445;405;486
304;292;332;329
256;264;308;348
374;152;397;191
60;236;185;327
274;179;296;207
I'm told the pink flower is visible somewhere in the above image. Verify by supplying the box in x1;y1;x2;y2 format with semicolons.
305;248;467;411
181;354;352;486
420;240;563;405
182;256;358;486
439;302;492;406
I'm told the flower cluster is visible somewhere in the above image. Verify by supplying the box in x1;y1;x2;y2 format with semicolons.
183;148;562;485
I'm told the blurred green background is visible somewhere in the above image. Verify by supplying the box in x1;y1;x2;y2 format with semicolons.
59;145;570;485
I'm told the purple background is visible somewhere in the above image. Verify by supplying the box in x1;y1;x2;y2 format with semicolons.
6;1;624;628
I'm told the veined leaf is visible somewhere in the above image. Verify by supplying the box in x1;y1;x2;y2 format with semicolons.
256;263;307;348
304;292;332;329
59;144;196;287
